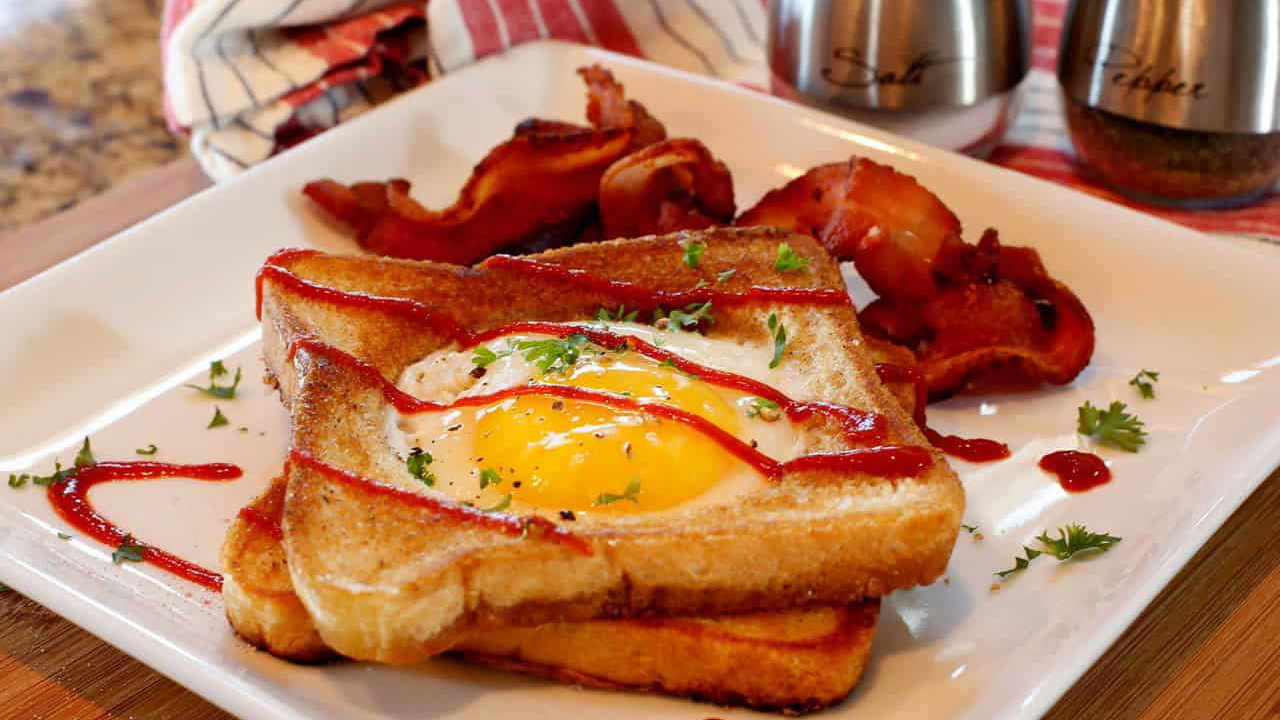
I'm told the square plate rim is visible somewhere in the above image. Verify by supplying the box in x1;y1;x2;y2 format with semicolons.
2;39;1278;720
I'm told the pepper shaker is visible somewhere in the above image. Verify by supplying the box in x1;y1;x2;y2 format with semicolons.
1058;0;1280;208
768;0;1032;158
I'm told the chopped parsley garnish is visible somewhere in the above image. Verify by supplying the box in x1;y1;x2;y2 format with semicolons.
1036;525;1122;560
682;241;706;269
745;397;780;418
595;477;641;506
961;523;979;534
717;268;737;283
657;301;714;332
135;444;158;456
995;524;1121;579
479;468;502;489
31;462;76;487
594;305;639;323
74;437;96;468
1077;400;1147;452
185;360;243;399
774;242;810;272
112;535;146;564
472;347;501;368
207;406;230;429
406;448;435;486
516;334;592;374
766;314;787;369
482;493;513;512
0;584;9;592
57;532;71;540
1129;369;1160;399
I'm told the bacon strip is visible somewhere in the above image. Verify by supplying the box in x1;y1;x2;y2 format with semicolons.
739;158;1095;399
597;138;735;239
303;65;667;263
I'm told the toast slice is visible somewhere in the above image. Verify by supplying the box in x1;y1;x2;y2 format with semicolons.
257;226;963;662
224;474;881;712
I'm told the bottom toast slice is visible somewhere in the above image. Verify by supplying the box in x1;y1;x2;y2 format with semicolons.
224;475;880;713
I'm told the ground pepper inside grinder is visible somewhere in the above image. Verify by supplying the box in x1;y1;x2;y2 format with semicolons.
1058;0;1280;208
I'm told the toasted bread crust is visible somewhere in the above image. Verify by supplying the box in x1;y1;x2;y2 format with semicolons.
258;227;963;662
223;475;880;711
459;602;879;713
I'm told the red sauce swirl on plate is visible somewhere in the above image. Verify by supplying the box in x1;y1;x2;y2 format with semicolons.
47;461;242;591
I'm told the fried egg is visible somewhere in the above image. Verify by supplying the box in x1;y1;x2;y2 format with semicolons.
389;322;806;516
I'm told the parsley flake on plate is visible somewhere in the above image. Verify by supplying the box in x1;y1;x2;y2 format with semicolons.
135;444;158;456
745;397;780;419
1129;369;1160;399
406;448;435;486
74;437;96;468
1077;400;1147;452
595;477;641;506
207;406;230;429
656;301;714;332
112;535;146;564
516;334;592;374
594;305;638;323
31;462;76;487
766;314;787;369
479;467;502;489
774;242;810;272
995;523;1121;579
682;241;706;269
185;360;243;399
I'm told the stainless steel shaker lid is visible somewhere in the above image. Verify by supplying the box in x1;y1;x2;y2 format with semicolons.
1058;0;1280;135
769;0;1032;111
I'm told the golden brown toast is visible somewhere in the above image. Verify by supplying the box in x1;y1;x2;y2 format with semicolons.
255;226;964;663
223;474;880;712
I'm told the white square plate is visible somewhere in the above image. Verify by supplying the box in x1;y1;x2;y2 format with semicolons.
3;41;1279;720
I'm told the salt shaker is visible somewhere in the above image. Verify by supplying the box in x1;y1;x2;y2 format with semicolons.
1058;0;1280;208
768;0;1032;158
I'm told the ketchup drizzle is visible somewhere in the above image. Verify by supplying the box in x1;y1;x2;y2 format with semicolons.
292;338;930;482
875;363;1011;463
256;249;851;327
260;252;936;541
262;255;885;446
480;254;855;309
289;449;593;555
1038;450;1111;492
48;461;243;591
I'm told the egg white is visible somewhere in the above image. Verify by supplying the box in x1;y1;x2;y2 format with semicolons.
386;322;807;517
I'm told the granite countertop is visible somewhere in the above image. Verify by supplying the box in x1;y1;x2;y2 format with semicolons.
0;0;186;234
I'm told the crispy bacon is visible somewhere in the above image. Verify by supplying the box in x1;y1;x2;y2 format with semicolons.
303;65;666;263
303;126;633;262
739;158;1095;398
597;139;735;239
579;65;667;150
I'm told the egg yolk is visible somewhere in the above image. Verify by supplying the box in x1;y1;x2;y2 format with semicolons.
472;357;743;513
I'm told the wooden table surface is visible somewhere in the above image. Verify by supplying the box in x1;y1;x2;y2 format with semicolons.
1;157;1278;720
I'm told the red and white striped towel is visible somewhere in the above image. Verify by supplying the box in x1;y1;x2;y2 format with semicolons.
162;0;1280;241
